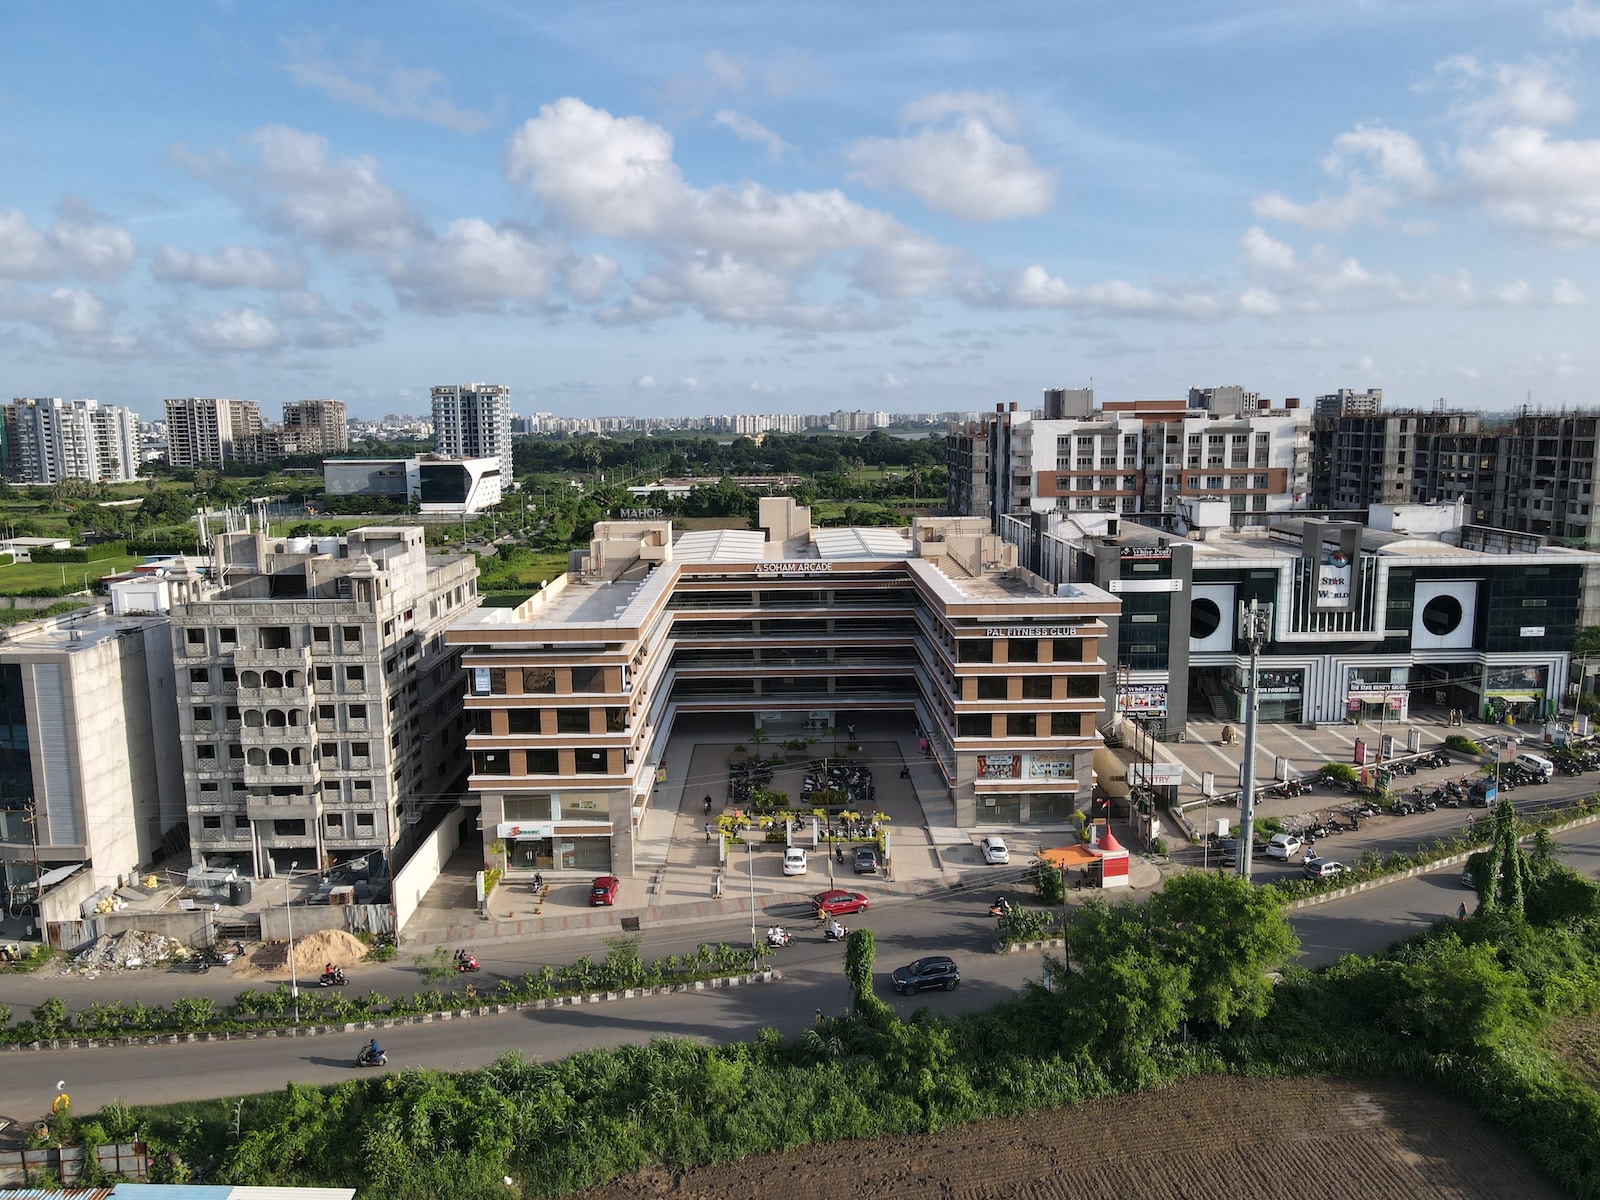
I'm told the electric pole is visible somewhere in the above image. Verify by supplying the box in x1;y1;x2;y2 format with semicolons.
1237;599;1273;881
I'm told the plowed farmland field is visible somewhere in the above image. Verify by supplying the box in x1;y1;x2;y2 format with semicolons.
575;1074;1566;1200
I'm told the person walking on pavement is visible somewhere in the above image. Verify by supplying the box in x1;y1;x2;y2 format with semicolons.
846;722;857;741
704;822;713;843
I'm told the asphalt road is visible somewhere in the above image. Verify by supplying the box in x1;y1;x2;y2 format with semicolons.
7;774;1599;1122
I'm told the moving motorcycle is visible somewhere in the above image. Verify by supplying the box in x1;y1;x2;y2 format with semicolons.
453;950;479;973
356;1042;387;1067
822;923;848;943
320;966;349;987
764;927;793;949
988;896;1014;918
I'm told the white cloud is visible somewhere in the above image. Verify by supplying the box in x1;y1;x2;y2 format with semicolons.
1455;124;1600;242
564;254;619;303
183;306;283;352
1252;125;1433;232
0;209;58;279
506;97;953;325
1436;56;1576;126
1549;3;1600;37
151;244;309;290
1554;278;1588;305
1239;226;1400;295
386;218;561;313
714;110;789;160
846;92;1055;222
0;285;111;337
282;36;495;134
991;264;1228;320
0;208;133;281
633;374;657;389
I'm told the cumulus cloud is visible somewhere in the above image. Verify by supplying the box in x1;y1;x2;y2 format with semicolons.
981;264;1230;320
714;110;790;160
564;253;619;303
1455;124;1600;242
1239;226;1401;295
1436;55;1576;126
846;91;1055;221
282;36;495;134
151;244;309;290
0;285;112;337
386;218;563;313
1252;125;1434;232
183;306;284;352
506;97;951;326
0;207;134;281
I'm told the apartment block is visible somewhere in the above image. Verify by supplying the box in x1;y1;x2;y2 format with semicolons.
3;397;138;484
266;399;350;459
432;384;512;485
951;387;1310;531
1310;408;1483;512
0;607;184;901
164;397;264;467
164;527;479;878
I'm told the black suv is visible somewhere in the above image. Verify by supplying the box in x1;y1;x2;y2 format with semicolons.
890;955;961;995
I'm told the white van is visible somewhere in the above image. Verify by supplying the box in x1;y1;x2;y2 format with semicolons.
1513;752;1554;780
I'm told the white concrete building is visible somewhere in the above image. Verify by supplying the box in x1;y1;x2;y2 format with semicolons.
164;527;480;879
164;398;264;467
431;384;512;485
4;397;138;484
0;607;184;900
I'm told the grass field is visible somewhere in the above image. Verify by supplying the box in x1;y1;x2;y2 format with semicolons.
0;554;142;595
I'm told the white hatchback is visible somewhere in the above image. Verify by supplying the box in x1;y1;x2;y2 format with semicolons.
978;836;1010;865
782;847;808;876
1265;833;1303;861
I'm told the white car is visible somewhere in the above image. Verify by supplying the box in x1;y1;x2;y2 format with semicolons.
1265;833;1303;861
978;836;1010;865
782;847;808;876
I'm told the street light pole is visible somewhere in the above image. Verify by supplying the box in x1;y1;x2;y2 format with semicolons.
746;838;757;969
285;860;300;1023
1236;599;1274;882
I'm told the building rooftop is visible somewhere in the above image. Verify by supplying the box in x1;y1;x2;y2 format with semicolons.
0;604;165;652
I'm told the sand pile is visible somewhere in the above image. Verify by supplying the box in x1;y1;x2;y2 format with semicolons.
240;927;368;978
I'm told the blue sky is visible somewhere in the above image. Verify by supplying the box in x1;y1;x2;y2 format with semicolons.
3;1;1600;421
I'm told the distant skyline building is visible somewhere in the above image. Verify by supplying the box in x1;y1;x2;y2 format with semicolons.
164;397;264;468
3;397;138;484
431;384;512;484
278;399;349;456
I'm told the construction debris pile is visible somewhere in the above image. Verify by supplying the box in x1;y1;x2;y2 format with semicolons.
68;930;183;972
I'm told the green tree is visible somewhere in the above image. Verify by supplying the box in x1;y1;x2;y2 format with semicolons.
1487;797;1528;916
1144;871;1298;1028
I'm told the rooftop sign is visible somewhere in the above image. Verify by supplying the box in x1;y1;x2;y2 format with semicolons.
755;561;834;574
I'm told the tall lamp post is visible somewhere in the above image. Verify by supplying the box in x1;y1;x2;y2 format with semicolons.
746;837;757;969
1236;599;1274;881
284;860;300;1024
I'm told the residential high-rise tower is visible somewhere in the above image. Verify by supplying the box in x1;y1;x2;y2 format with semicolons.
431;384;512;486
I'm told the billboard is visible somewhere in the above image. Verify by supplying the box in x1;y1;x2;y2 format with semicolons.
1315;547;1353;608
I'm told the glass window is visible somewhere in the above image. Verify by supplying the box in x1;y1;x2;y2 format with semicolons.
957;713;992;738
976;678;1008;700
1067;675;1101;698
605;707;628;732
575;748;609;774
527;749;560;773
522;667;557;694
1008;639;1039;663
1051;712;1077;736
472;710;494;735
503;794;553;820
473;750;511;776
508;709;540;734
1021;676;1053;700
1007;713;1037;736
957;641;993;664
1052;639;1083;663
569;666;606;693
557;709;591;734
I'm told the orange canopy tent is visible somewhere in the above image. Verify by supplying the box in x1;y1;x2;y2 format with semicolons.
1037;844;1099;869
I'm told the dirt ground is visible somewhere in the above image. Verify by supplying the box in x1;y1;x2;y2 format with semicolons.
573;1074;1568;1200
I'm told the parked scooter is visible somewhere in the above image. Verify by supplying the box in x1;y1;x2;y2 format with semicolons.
453;949;479;973
319;966;349;987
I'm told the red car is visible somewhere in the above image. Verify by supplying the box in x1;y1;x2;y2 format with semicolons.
812;889;870;917
589;875;621;906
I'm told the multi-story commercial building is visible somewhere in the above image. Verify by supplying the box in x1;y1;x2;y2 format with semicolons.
164;526;479;878
449;499;1119;879
0;607;184;901
1002;497;1599;737
432;384;512;485
3;397;138;484
323;455;503;515
950;387;1310;532
164;398;264;468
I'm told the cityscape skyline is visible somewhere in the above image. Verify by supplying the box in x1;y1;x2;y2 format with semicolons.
4;3;1600;420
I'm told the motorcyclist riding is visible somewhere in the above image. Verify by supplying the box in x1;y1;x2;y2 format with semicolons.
361;1038;382;1064
827;919;844;941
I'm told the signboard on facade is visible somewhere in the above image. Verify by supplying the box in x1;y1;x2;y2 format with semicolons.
754;561;834;574
1024;753;1074;780
1315;549;1354;609
978;754;1020;780
1120;546;1172;560
1121;683;1167;713
983;625;1084;638
1521;626;1546;637
618;507;665;519
1130;762;1185;786
1108;578;1183;593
